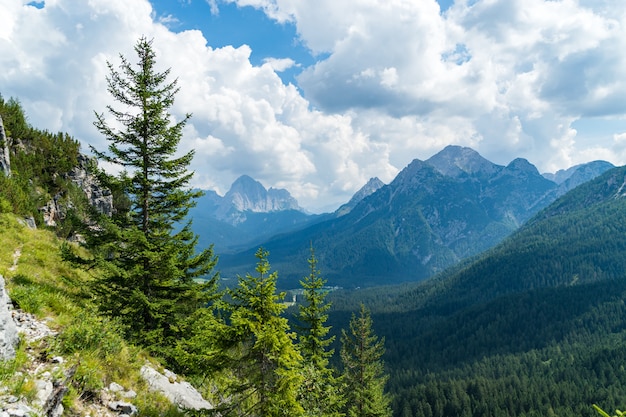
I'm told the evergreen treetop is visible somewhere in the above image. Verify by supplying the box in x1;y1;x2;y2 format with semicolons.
341;304;392;417
72;36;218;353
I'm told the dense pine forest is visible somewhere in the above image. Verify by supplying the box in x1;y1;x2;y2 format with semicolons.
3;36;626;417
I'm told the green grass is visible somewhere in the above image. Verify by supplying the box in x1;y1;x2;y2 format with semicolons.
0;213;187;415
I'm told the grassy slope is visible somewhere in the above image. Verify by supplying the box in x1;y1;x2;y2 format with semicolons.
0;213;184;416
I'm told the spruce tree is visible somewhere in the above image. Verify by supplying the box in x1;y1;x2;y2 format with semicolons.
78;37;218;353
340;304;392;417
221;248;304;417
297;247;344;417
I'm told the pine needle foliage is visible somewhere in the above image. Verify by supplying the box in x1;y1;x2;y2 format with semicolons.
296;246;344;417
71;37;219;355
340;304;392;417
218;248;304;417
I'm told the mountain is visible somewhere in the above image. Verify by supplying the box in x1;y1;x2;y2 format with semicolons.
221;146;614;288
335;177;385;217
189;175;326;253
543;160;615;184
214;175;303;224
325;164;626;417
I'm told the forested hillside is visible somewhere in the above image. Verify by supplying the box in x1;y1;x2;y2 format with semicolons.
322;165;626;417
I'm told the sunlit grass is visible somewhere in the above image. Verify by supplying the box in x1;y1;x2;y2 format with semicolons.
0;213;187;415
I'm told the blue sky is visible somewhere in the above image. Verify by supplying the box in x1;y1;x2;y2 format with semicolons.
150;0;315;86
2;0;626;212
149;0;455;87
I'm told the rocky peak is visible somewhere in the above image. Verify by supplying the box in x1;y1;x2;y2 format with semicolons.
426;145;501;179
502;158;541;177
392;158;442;189
224;175;301;213
544;160;615;185
335;177;385;217
226;175;268;211
212;175;303;224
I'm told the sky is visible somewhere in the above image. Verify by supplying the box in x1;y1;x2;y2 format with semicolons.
2;0;626;212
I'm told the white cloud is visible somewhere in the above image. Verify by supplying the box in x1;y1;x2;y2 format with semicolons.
262;57;296;72
234;0;626;177
4;0;626;213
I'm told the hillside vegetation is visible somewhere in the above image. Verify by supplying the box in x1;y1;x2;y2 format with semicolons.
323;165;626;417
0;37;392;417
0;213;184;415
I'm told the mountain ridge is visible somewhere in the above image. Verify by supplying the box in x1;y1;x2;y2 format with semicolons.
218;146;615;288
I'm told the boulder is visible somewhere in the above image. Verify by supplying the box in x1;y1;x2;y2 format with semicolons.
0;274;18;361
140;365;212;411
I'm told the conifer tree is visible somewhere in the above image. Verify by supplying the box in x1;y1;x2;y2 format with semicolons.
297;247;344;417
220;248;304;417
76;37;218;353
340;304;392;417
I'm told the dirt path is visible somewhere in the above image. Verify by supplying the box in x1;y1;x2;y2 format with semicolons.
9;246;21;272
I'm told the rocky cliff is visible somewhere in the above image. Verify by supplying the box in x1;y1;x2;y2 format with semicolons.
0;115;10;177
335;177;385;217
41;154;114;227
0;274;18;361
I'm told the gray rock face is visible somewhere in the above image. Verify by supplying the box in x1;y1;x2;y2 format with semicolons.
226;175;300;212
426;145;501;179
140;365;212;411
213;175;303;224
41;154;114;227
0;115;10;177
0;274;18;361
68;154;114;217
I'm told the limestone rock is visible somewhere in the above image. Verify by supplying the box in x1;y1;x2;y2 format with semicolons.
67;154;113;217
108;401;137;416
0;275;18;361
140;365;212;411
0;115;10;177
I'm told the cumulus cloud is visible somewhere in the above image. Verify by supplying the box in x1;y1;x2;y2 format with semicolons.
3;0;626;212
227;0;626;174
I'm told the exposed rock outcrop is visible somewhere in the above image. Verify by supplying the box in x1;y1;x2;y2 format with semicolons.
335;177;385;217
41;154;114;227
0;274;18;361
67;154;113;217
214;175;303;224
0;115;10;177
140;365;213;411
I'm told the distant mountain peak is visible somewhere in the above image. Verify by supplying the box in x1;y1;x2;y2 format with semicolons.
213;175;303;223
543;160;615;184
335;177;385;217
426;145;501;178
505;158;540;175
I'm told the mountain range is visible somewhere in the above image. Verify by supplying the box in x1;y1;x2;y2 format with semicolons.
325;162;626;417
194;145;614;288
188;175;326;253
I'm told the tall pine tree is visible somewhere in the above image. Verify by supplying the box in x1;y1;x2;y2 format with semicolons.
340;304;392;417
297;247;344;417
219;248;303;417
78;37;218;353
